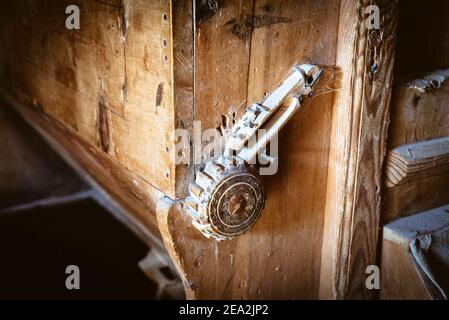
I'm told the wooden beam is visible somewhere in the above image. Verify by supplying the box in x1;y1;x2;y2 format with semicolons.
159;0;340;299
383;137;449;223
383;68;449;223
0;91;164;249
384;137;449;188
380;205;449;299
0;0;177;197
380;239;431;300
389;69;449;149
173;0;194;198
320;0;398;299
383;173;449;223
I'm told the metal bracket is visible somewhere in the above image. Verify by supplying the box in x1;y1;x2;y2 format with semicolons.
225;64;322;161
185;64;323;240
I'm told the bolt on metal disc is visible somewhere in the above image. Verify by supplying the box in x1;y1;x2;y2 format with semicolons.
185;156;265;240
208;172;264;237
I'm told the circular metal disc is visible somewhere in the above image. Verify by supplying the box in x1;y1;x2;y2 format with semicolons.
207;172;264;237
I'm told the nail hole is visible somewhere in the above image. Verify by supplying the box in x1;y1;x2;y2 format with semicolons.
162;13;168;21
221;115;228;128
164;55;169;62
162;38;168;47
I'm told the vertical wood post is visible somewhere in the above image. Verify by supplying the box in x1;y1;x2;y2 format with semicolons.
320;0;398;299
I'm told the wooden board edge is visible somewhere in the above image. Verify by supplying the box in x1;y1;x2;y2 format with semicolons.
320;0;399;299
0;89;166;247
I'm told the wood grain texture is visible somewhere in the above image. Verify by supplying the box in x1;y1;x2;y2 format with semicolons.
384;137;449;188
193;0;254;133
380;205;449;299
383;172;449;223
0;0;177;197
173;0;194;197
383;69;449;223
320;0;398;299
388;69;449;149
382;137;449;223
380;239;431;300
159;0;340;299
0;0;412;300
245;0;338;299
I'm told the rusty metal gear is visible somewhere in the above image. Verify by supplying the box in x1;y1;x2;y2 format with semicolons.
185;156;265;241
185;64;323;241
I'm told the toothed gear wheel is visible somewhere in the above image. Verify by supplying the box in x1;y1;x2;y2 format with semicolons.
185;156;265;240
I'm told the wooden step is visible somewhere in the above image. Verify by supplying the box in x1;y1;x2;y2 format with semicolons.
383;137;449;222
389;69;449;149
383;68;449;223
381;205;449;300
384;137;449;188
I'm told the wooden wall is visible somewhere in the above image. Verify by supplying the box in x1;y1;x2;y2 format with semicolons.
379;0;449;300
382;0;449;224
0;0;399;299
0;0;177;198
154;0;342;299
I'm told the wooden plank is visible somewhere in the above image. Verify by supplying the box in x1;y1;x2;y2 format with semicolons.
159;0;340;299
0;0;177;197
0;91;164;248
380;205;449;299
193;0;254;134
243;0;338;299
173;0;194;197
116;0;176;197
384;137;449;188
388;69;449;149
164;0;258;299
383;173;449;223
383;69;449;222
320;0;398;299
380;239;431;300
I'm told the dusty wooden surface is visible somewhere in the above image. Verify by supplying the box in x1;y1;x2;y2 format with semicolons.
155;0;340;299
383;174;449;224
320;0;398;299
0;0;406;300
383;138;449;223
380;239;431;300
388;69;449;149
384;137;449;188
0;0;177;198
383;70;449;223
380;205;449;300
379;2;449;299
173;0;194;198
